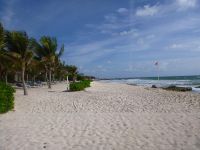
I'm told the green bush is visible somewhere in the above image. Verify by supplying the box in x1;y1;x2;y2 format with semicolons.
81;80;91;87
0;82;15;113
70;80;91;91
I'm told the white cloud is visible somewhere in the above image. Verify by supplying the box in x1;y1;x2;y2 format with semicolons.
170;43;183;49
119;29;138;36
2;9;14;26
97;65;103;69
104;14;117;22
0;0;15;28
106;60;112;64
136;5;159;16
117;8;128;14
176;0;197;9
137;38;144;45
119;30;130;36
86;8;131;36
146;34;155;39
167;40;200;52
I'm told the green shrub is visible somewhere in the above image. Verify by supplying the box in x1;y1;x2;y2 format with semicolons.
70;80;91;91
81;80;91;87
70;82;84;91
0;82;15;113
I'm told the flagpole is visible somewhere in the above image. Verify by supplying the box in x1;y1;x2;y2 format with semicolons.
154;61;159;81
157;64;159;81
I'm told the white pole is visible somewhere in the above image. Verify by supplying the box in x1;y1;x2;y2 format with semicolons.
66;76;70;91
155;61;159;81
157;64;160;81
158;66;159;81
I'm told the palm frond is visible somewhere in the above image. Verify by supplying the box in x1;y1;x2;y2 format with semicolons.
58;44;64;58
0;23;5;50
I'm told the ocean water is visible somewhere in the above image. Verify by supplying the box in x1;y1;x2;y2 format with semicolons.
101;75;200;92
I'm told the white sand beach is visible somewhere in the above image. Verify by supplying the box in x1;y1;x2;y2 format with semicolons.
0;81;200;150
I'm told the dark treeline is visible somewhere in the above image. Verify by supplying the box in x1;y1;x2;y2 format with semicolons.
0;23;94;95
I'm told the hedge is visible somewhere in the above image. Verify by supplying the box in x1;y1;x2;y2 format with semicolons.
0;82;15;113
70;80;91;91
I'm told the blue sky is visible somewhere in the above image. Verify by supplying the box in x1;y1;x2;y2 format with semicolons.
0;0;200;78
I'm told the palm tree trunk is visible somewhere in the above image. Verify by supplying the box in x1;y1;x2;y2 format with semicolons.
26;74;29;82
5;71;8;84
48;69;51;89
44;65;47;82
52;73;55;82
45;71;48;82
33;75;35;83
22;65;28;95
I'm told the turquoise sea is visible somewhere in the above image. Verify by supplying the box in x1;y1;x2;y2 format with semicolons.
101;75;200;92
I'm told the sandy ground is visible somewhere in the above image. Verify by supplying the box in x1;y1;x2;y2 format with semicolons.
0;81;200;150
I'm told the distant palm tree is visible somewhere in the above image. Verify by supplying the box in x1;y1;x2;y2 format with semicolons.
0;23;5;50
0;23;5;80
0;55;14;84
67;65;78;82
31;36;64;88
6;31;33;95
26;59;39;82
0;23;11;84
55;61;68;81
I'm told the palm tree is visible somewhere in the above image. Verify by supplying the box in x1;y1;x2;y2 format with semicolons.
31;36;64;88
0;23;5;80
55;61;68;81
0;23;5;50
0;22;11;84
0;55;14;84
6;31;33;95
66;65;78;82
